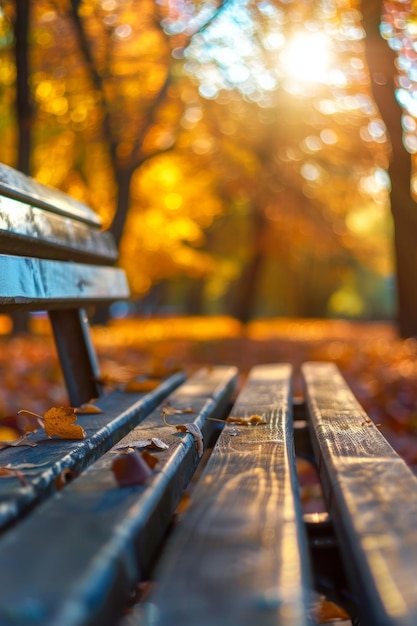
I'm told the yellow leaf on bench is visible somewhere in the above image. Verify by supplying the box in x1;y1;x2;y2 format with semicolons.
226;414;266;426
43;407;86;440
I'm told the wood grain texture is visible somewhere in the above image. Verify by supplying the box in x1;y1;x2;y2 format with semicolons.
0;195;117;263
303;362;417;626
0;372;185;532
0;254;129;311
0;367;238;626
148;364;313;626
0;163;101;226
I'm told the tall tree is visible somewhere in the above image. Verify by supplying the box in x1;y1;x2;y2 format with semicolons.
11;0;31;334
362;0;417;337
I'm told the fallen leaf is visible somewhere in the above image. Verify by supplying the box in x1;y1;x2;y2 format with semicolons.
175;423;204;457
111;450;153;486
74;403;103;415
125;378;162;392
175;492;192;515
162;406;195;416
313;596;350;623
114;438;169;452
108;447;134;455
43;407;86;439
141;449;159;470
226;414;267;426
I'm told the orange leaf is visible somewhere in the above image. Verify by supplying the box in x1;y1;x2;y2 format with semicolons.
315;597;350;623
43;407;86;440
226;414;266;426
141;449;159;470
74;403;103;415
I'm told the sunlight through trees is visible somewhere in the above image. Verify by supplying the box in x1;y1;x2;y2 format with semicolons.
0;0;414;328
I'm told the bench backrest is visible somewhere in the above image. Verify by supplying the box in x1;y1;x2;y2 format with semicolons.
0;163;130;405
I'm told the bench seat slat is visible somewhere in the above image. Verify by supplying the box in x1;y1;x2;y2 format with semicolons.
0;366;238;626
303;362;417;626
148;364;312;626
0;195;118;264
0;373;185;531
0;255;129;311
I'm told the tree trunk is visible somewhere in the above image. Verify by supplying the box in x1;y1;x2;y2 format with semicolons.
363;0;417;337
12;0;32;334
231;210;266;323
110;168;134;248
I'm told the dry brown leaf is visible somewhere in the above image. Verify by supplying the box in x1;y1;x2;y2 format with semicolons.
125;378;162;393
226;414;267;426
162;406;195;416
111;451;153;486
175;492;192;515
175;423;204;457
141;449;159;470
148;437;170;450
314;596;350;623
114;438;169;452
74;403;103;415
43;407;86;439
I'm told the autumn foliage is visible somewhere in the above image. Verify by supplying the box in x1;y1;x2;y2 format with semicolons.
0;0;397;322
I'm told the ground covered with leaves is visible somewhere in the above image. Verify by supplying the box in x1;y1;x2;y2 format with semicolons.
1;316;417;469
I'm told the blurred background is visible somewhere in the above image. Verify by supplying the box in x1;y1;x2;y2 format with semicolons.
1;0;414;328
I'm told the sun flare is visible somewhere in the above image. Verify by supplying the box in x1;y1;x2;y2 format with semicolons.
280;32;332;84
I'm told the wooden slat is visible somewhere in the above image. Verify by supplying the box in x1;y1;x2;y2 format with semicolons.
0;367;238;626
0;195;117;264
0;372;185;531
0;254;129;311
303;362;417;626
0;163;101;227
148;364;312;626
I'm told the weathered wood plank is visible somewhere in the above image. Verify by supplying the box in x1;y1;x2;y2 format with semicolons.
148;364;313;626
0;254;129;311
0;367;238;626
0;195;117;263
0;163;101;226
303;362;417;626
0;372;185;531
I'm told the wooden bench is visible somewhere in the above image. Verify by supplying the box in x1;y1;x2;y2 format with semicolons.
0;164;416;626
